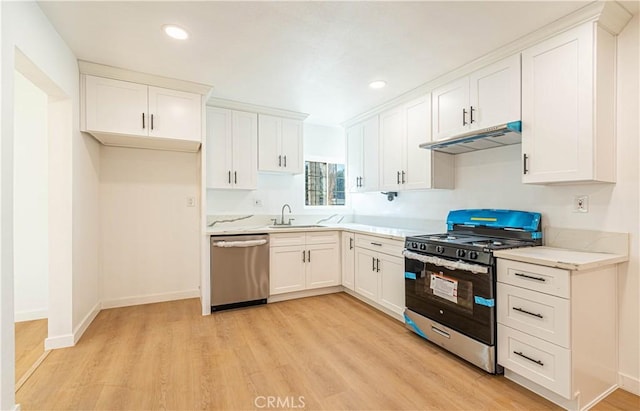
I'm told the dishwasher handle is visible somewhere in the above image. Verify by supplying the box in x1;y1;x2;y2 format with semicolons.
211;239;268;248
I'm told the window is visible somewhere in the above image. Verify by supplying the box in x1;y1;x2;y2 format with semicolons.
305;161;345;206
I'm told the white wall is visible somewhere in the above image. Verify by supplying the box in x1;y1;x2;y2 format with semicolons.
353;15;640;393
13;70;48;322
99;146;200;307
1;1;101;406
207;123;347;215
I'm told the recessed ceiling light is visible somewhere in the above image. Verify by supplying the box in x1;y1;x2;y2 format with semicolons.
163;25;189;40
369;80;387;89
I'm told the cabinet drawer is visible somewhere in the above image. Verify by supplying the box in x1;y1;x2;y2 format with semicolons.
270;233;306;247
497;259;570;298
306;231;339;245
497;283;570;348
498;324;571;399
355;234;403;256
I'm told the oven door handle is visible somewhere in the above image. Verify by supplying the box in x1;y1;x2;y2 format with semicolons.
402;250;489;274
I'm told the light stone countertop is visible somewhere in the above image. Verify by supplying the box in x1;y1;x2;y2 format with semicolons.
206;222;426;241
494;246;628;271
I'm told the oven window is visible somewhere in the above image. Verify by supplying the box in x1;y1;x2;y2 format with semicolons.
416;267;474;315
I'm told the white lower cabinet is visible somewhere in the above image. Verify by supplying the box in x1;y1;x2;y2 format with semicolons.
497;258;618;411
270;231;340;296
353;234;405;319
341;232;355;290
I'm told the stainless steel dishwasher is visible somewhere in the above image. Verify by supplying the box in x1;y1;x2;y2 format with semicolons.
210;234;269;311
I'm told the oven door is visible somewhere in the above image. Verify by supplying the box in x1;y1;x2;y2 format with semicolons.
404;251;495;346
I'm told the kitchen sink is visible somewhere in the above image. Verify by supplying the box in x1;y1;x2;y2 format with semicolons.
268;224;326;229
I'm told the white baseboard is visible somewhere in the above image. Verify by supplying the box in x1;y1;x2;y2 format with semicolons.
44;334;74;350
73;301;101;344
619;372;640;395
267;286;342;303
101;289;200;309
14;309;48;322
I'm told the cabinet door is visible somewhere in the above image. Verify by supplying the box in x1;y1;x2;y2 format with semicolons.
432;76;470;140
281;118;303;174
232;111;258;189
270;245;306;295
404;95;431;190
521;24;594;183
341;232;355;290
306;243;340;289
84;75;148;136
378;106;405;191
258;114;281;172
346;124;364;193
354;248;379;301
469;54;521;131
361;116;380;192
148;86;201;142
378;254;405;316
206;107;233;189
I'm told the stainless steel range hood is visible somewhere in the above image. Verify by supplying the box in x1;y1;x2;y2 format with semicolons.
420;121;522;154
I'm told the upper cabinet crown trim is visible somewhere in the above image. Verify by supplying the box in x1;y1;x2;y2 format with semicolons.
78;60;213;96
342;0;632;128
207;97;309;121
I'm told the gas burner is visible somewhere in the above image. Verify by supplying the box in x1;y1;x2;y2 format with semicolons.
470;240;505;247
428;235;459;241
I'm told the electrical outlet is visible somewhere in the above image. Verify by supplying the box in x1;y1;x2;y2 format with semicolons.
573;195;588;213
254;198;263;207
187;197;196;207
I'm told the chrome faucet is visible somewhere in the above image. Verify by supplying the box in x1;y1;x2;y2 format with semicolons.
280;203;293;225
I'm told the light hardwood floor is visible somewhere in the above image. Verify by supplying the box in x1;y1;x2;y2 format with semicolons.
15;319;47;385
17;294;639;410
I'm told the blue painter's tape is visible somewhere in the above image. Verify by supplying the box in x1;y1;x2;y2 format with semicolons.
404;272;417;280
404;313;427;340
474;296;495;307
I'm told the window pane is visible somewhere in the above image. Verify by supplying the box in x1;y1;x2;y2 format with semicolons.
305;161;345;207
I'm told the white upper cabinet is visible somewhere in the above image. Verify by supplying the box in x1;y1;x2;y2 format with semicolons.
258;114;303;174
379;95;454;191
206;107;257;190
82;75;202;152
521;22;615;184
346;116;379;192
432;54;521;141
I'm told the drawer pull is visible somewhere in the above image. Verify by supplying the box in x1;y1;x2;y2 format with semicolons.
431;326;450;339
513;307;544;319
514;272;546;282
371;242;382;247
513;351;544;366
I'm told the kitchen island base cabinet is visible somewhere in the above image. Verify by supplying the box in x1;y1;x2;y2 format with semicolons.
269;232;340;297
352;234;405;321
497;258;618;411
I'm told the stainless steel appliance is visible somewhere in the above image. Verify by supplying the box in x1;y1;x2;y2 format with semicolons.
403;209;542;373
210;234;269;311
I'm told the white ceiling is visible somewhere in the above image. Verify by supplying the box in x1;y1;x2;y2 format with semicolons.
38;1;597;125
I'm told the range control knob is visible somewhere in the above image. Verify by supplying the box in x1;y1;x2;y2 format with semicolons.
468;251;479;260
456;249;466;258
411;242;418;249
436;246;445;254
419;243;427;251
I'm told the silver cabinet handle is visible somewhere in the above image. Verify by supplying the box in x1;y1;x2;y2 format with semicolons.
278;155;282;167
371;242;382;247
514;272;545;282
372;257;375;271
513;307;544;319
303;250;306;263
396;171;400;184
401;171;406;184
284;155;287;167
307;250;310;262
376;258;380;272
462;108;468;126
349;238;353;250
513;351;544;366
142;113;145;129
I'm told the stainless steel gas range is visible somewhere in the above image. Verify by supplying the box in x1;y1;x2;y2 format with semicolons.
403;209;542;374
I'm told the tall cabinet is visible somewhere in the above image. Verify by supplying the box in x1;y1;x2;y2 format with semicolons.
206;107;258;190
346;116;379;192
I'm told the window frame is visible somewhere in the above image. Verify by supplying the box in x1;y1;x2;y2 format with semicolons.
303;155;348;209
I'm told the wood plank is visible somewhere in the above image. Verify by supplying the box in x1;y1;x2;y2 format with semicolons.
16;294;639;410
15;319;47;385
